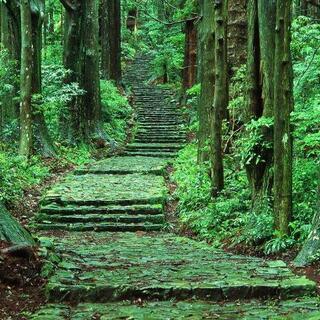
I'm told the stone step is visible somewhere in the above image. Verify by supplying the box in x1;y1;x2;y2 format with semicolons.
40;174;167;208
37;222;164;232
42;232;316;303
127;143;184;151
135;138;186;143
124;151;177;158
29;298;320;320
135;133;185;138
36;213;165;224
74;156;169;175
40;203;164;216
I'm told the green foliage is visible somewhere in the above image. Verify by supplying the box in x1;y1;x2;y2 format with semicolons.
228;65;247;124
0;145;49;203
101;80;132;143
291;17;320;159
173;144;251;246
41;64;85;139
236;117;273;168
0;49;18;101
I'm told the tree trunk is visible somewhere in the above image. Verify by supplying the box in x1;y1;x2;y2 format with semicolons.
61;1;82;140
197;0;215;164
61;0;103;142
1;3;10;50
100;0;110;79
210;0;228;196
273;0;293;235
183;19;197;90
227;0;247;70
245;0;276;204
80;0;103;139
19;0;33;157
0;203;35;245
108;0;121;83
31;1;57;157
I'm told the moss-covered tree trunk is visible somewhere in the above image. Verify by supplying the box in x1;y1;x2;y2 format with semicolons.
60;0;82;140
273;0;293;235
107;0;121;83
19;0;33;157
210;0;228;196
245;0;276;205
61;0;104;142
80;0;103;139
227;0;247;70
1;3;10;50
100;0;110;79
0;203;35;246
31;0;56;157
197;0;215;164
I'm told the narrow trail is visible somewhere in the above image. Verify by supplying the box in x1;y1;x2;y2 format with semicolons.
30;56;320;319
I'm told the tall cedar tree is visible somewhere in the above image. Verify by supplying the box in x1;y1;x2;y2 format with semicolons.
274;0;293;234
210;0;228;196
61;0;103;142
197;0;214;163
19;0;33;156
100;0;121;83
246;0;276;205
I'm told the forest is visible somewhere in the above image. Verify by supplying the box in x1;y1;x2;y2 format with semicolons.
0;0;320;319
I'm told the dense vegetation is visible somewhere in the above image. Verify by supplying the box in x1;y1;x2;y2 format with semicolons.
0;0;319;264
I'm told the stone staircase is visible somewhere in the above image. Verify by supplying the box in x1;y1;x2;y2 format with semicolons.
124;55;186;158
29;55;320;319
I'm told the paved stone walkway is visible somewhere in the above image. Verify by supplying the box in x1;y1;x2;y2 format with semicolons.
30;56;320;319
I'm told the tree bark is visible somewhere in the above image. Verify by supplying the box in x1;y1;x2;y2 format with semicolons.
183;19;197;90
100;0;110;79
0;203;35;246
197;0;214;164
19;0;33;157
107;0;121;83
31;1;57;157
210;0;228;196
227;0;247;70
245;0;276;203
61;0;103;142
273;0;293;235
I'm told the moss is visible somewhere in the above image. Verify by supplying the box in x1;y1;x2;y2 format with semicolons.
29;298;320;319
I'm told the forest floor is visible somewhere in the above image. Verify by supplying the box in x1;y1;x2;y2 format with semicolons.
3;55;320;319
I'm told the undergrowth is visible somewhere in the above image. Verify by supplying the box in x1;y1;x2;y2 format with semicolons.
173;16;320;255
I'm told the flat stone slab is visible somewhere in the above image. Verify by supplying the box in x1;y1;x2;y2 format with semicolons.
75;156;170;175
41;174;167;206
42;232;315;302
28;298;320;319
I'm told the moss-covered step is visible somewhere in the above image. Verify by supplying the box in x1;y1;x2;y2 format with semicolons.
36;222;164;232
126;143;184;152
74;156;170;175
43;232;316;302
124;151;177;158
36;213;165;224
28;298;320;320
134;138;186;143
40;203;164;216
41;174;167;207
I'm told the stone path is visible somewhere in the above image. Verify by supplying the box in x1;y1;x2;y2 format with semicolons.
30;56;320;319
